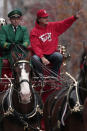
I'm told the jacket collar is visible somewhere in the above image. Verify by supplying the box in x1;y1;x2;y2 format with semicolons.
35;21;48;29
10;24;20;29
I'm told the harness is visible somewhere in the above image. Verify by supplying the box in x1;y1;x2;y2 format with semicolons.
57;72;83;130
1;57;43;131
2;82;43;131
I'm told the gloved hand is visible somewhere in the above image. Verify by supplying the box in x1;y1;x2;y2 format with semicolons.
9;43;16;50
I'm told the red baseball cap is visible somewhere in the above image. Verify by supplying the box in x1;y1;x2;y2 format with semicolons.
37;9;49;18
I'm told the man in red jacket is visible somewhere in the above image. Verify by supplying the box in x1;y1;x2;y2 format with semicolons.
30;9;82;77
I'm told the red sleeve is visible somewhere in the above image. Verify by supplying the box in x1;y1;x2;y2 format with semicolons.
53;16;77;35
30;32;43;58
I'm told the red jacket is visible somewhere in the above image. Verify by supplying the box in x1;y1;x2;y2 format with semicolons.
30;16;76;58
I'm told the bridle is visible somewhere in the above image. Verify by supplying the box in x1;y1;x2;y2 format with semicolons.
13;60;32;103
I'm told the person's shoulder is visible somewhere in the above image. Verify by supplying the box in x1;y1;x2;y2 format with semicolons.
19;25;28;31
47;22;56;27
30;27;37;35
30;27;36;32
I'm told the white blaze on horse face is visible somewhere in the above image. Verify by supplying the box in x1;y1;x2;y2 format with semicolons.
19;63;31;99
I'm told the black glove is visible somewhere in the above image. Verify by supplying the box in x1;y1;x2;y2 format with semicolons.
9;43;16;50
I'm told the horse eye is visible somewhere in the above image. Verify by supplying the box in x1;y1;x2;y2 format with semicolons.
19;65;23;69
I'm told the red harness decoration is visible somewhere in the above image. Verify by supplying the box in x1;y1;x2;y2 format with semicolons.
0;59;12;92
80;64;84;69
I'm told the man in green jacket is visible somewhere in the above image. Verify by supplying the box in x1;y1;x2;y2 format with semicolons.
0;9;30;77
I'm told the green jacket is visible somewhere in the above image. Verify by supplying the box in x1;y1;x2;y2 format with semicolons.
0;24;30;50
0;24;30;77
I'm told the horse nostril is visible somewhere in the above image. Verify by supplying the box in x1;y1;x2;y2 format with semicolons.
20;92;31;103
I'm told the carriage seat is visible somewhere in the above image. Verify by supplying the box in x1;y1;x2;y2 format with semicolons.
0;48;11;68
2;59;10;66
0;57;11;76
0;49;10;74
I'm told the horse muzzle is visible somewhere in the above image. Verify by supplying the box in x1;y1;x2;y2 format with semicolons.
19;92;31;104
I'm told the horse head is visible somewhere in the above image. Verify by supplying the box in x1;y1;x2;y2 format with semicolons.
11;45;32;104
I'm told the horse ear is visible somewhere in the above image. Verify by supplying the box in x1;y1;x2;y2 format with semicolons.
11;51;17;63
83;41;87;53
26;51;32;61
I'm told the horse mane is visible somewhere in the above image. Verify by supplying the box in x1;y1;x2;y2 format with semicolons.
78;48;87;88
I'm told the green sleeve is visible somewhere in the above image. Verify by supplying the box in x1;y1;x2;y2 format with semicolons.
22;27;30;47
0;26;11;49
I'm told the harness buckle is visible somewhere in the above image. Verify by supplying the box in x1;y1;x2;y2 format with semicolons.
24;122;28;131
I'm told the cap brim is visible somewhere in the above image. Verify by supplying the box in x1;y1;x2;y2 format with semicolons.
42;14;49;17
10;16;21;18
37;14;49;18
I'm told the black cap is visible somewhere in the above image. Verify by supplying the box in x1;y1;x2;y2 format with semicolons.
8;9;22;18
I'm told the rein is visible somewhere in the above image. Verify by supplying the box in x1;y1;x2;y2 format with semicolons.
32;57;60;79
32;57;69;85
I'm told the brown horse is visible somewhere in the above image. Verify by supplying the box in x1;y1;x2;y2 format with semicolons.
0;45;43;131
43;46;87;131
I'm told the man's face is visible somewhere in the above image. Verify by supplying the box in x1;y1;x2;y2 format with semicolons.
10;17;22;27
38;17;48;26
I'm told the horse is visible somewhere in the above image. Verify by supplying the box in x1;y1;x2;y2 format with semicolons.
43;45;87;131
0;45;43;131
